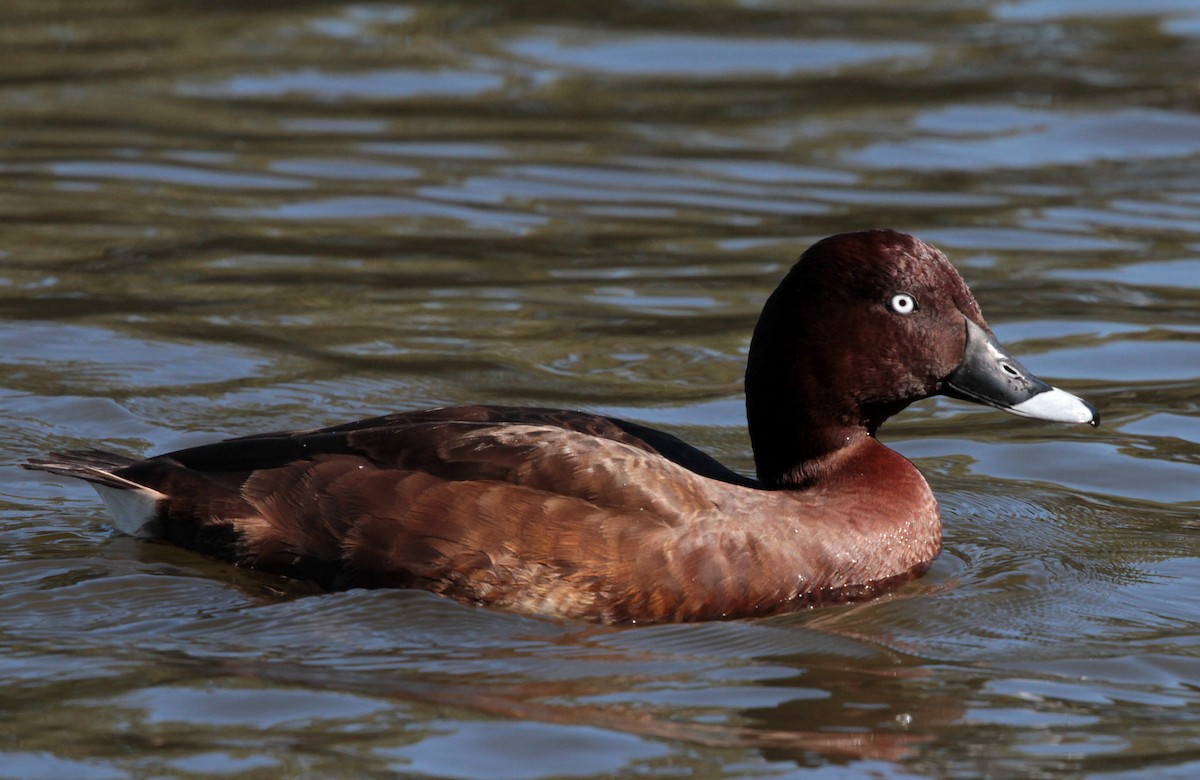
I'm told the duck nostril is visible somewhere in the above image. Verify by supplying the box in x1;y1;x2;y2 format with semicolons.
1001;363;1020;377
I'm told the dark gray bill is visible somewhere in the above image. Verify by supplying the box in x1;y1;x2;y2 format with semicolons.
944;319;1098;425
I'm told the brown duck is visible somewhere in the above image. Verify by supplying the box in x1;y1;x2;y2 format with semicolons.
25;230;1098;623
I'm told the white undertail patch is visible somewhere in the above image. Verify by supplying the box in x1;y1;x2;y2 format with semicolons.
90;478;167;538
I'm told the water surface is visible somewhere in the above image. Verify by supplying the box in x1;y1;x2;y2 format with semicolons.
2;1;1199;777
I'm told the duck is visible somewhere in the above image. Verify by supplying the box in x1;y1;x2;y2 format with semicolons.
24;230;1098;623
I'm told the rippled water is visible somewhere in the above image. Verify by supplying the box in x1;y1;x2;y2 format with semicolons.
2;1;1199;777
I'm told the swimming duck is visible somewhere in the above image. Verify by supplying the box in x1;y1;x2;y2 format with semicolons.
25;230;1097;623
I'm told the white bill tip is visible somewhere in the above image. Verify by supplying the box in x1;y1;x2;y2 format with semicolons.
1010;386;1098;425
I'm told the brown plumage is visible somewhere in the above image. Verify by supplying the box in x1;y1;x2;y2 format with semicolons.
24;231;1098;623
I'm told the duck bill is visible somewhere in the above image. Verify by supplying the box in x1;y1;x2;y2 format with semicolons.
944;319;1098;425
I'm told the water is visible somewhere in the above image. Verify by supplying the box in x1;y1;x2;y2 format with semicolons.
2;1;1198;777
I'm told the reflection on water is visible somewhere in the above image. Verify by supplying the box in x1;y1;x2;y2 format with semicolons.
505;32;927;76
850;107;1200;170
2;0;1199;777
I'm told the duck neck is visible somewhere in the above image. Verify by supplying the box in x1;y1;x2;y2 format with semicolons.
744;288;876;489
745;379;871;489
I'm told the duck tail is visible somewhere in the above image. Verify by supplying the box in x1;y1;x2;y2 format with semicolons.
23;449;140;486
23;449;166;537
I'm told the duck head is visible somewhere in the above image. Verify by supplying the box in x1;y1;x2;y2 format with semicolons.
745;229;1097;488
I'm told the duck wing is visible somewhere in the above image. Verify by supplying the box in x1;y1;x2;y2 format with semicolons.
214;405;753;486
26;406;747;619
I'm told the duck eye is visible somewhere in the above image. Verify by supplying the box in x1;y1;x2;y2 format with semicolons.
889;293;918;315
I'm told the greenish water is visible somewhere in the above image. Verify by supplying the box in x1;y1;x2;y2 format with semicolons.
2;1;1198;777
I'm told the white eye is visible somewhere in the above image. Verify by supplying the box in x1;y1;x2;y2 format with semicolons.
889;293;918;315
